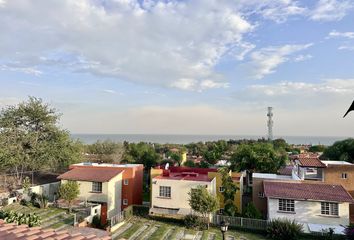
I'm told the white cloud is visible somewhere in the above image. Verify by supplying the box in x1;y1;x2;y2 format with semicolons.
170;78;228;91
293;54;313;62
248;44;312;79
0;0;259;91
338;45;354;51
310;0;353;21
102;89;116;94
328;30;354;39
0;64;42;76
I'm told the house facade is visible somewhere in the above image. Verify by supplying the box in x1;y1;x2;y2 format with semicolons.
150;166;243;217
264;181;354;233
58;163;143;224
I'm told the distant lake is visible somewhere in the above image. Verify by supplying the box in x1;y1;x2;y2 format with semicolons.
71;134;351;146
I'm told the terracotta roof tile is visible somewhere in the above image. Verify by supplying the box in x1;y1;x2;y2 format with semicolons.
297;158;326;168
0;220;111;240
57;167;123;182
264;181;354;202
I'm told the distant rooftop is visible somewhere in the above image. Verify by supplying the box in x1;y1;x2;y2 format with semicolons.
252;173;293;180
153;166;217;182
321;160;353;166
72;162;142;168
296;158;326;168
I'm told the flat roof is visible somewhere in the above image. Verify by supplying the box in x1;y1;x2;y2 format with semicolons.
321;160;353;166
73;162;142;168
154;172;212;182
252;173;293;180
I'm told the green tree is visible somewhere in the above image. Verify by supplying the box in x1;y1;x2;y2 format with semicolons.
321;138;354;163
59;181;80;213
218;168;238;216
183;160;196;167
123;142;161;170
229;143;286;173
188;186;219;229
0;97;82;181
309;145;326;153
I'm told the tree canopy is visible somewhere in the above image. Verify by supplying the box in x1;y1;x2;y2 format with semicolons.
229;143;286;173
122;142;161;170
320;138;354;163
219;168;239;216
59;181;80;212
0;97;82;180
188;185;219;229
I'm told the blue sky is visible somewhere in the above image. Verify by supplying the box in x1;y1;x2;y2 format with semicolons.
0;0;354;136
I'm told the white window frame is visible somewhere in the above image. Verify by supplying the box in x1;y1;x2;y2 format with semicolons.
159;186;171;198
341;173;348;179
321;202;338;216
124;179;129;185
92;182;102;193
123;199;128;205
278;199;295;212
258;192;264;198
219;187;225;192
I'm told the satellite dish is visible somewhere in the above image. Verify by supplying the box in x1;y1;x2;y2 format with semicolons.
165;163;169;170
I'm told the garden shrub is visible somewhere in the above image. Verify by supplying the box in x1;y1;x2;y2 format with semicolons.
91;215;102;228
267;218;303;240
0;210;41;227
345;225;354;240
242;203;262;219
20;199;29;206
183;214;205;230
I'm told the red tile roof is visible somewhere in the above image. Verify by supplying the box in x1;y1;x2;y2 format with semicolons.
58;167;123;182
297;158;326;168
0;220;111;240
263;181;354;203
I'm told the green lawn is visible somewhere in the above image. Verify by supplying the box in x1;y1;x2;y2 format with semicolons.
112;216;267;240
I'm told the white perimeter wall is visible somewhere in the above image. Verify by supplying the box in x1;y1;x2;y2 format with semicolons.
268;198;350;226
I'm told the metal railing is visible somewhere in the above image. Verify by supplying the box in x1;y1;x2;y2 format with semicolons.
212;214;269;230
110;211;125;227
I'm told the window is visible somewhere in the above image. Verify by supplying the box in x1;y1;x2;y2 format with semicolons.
123;199;128;205
219;209;224;214
124;179;129;185
219;187;225;192
278;199;295;212
159;186;171;198
321;202;338;216
342;173;348;179
258;192;264;198
92;182;102;193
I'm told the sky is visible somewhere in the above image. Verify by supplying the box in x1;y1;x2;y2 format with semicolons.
0;0;354;136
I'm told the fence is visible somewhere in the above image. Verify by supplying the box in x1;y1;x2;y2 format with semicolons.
110;211;125;227
212;214;269;231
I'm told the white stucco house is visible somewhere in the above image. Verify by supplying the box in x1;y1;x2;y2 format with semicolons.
263;181;354;234
150;168;216;217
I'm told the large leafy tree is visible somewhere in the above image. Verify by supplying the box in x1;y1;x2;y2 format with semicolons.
0;97;82;182
188;185;219;229
229;143;286;173
123;142;161;170
321;138;354;163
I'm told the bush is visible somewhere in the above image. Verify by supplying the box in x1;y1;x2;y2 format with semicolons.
267;219;303;240
183;160;196;167
132;205;149;217
242;203;262;219
183;214;205;230
345;225;354;240
0;210;41;227
38;194;49;209
91;215;102;229
20;199;29;206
